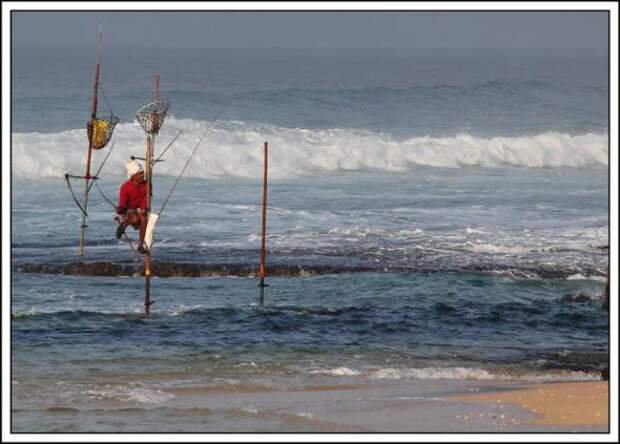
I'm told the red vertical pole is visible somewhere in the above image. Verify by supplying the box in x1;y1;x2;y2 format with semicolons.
87;26;102;174
259;141;268;287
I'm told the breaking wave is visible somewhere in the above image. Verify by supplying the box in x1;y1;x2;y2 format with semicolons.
313;366;601;382
12;118;607;179
83;384;174;404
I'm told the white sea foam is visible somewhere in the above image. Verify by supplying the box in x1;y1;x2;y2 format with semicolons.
369;367;497;380
566;274;607;282
84;384;174;404
310;367;361;376
235;362;259;368
312;366;601;382
464;242;537;255
170;304;205;316
12;307;39;318
125;387;174;404
12;118;608;179
241;405;258;414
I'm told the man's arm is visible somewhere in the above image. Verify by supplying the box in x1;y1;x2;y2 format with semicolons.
116;183;128;214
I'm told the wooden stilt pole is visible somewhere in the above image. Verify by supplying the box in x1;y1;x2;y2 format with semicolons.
258;286;265;306
258;141;269;289
78;24;103;256
78;155;93;256
144;74;159;314
144;133;152;314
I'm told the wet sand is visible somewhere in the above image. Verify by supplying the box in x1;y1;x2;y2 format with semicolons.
157;379;609;433
450;381;608;428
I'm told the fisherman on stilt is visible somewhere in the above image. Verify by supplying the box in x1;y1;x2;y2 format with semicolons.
115;160;148;253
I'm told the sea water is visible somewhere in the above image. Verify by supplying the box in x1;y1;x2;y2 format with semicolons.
11;46;608;432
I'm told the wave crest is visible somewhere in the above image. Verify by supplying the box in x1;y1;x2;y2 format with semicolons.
12;118;608;179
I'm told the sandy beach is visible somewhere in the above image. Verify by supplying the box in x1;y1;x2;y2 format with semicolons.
114;378;608;433
219;379;611;432
450;380;609;428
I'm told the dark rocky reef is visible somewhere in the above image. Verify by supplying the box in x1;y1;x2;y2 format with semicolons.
20;261;135;276
18;261;376;278
16;261;608;281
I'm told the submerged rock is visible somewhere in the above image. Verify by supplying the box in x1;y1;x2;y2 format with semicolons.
16;261;607;280
17;261;376;278
19;261;135;276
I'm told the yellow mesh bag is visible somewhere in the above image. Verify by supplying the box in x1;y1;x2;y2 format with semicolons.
87;116;119;150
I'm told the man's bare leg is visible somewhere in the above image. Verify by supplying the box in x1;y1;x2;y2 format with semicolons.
125;211;147;253
138;213;147;253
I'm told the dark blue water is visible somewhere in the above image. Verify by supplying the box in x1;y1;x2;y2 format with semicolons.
12;170;609;380
12;272;608;380
12;46;607;136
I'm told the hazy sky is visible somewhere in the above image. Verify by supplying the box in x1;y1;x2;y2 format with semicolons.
12;10;608;50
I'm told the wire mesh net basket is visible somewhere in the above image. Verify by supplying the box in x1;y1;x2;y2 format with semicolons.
135;101;170;135
87;115;119;150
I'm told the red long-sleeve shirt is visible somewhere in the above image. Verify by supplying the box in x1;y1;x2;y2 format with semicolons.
117;179;147;214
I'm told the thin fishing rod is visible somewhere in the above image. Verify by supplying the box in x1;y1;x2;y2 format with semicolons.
134;111;220;165
64;175;87;215
94;181;116;208
66;140;114;184
132;129;184;164
157;131;207;217
154;129;184;163
98;82;115;116
153;111;222;163
122;233;146;266
66;140;115;214
87;141;116;194
152;110;220;164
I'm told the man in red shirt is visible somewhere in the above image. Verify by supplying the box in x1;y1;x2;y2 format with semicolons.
115;160;148;253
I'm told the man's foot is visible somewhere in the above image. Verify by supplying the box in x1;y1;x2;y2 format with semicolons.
116;223;127;240
137;245;147;254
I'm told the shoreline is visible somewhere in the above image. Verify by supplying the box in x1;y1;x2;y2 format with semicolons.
13;378;609;433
